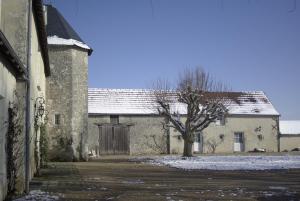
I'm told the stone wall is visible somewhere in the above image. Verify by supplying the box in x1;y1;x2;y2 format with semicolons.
71;49;88;160
280;135;300;151
88;115;167;155
47;46;89;161
0;0;47;198
0;56;17;201
1;0;28;64
46;46;73;161
170;116;279;154
89;114;279;155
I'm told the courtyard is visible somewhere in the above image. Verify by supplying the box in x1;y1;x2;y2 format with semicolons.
15;155;300;201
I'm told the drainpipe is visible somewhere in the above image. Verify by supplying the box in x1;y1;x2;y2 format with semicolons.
25;0;32;193
277;116;280;152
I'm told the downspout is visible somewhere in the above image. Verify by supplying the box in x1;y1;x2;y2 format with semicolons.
277;116;280;152
25;0;32;193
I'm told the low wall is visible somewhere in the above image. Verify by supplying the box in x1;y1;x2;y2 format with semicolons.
280;135;300;151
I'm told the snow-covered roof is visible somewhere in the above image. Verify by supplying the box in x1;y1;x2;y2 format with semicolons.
47;35;91;50
88;88;279;116
280;121;300;135
46;5;92;55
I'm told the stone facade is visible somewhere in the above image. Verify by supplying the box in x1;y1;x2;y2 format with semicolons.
0;54;17;201
170;116;279;154
88;114;279;156
88;115;167;155
47;46;89;161
280;135;300;151
0;0;48;199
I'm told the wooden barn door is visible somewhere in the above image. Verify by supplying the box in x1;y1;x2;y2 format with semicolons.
98;124;130;155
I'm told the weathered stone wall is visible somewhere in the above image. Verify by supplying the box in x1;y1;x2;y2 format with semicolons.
88;115;167;155
71;49;88;160
88;116;109;155
280;135;300;151
28;10;47;178
46;46;73;161
47;46;89;161
0;0;47;198
1;0;28;64
0;56;17;201
0;1;27;198
170;116;279;154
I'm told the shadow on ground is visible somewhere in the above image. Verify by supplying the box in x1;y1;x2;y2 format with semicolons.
26;157;300;201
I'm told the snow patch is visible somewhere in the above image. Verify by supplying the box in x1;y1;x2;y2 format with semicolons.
13;190;59;201
141;155;300;170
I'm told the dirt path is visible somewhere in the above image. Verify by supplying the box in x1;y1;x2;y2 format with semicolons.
29;157;300;201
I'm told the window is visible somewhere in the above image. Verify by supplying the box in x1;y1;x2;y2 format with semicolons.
234;132;244;143
110;115;119;124
54;114;60;125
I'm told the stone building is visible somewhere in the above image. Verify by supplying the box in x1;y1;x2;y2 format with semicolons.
279;120;300;151
0;0;49;199
45;5;92;161
88;89;280;155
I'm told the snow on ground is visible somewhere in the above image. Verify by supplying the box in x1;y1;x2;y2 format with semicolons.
141;155;300;170
13;190;59;201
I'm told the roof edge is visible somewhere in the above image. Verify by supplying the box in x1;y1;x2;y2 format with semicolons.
47;35;93;55
32;0;50;77
0;29;27;79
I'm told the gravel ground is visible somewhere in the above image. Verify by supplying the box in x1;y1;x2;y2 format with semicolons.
13;156;300;201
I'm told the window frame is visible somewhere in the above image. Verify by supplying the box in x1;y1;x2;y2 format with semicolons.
234;132;244;143
54;114;61;125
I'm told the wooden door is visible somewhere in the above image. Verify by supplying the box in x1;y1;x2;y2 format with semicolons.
98;125;130;155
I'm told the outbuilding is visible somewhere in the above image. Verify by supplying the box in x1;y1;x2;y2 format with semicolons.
88;88;280;155
279;121;300;151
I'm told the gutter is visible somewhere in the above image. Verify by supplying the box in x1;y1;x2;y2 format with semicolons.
25;0;32;193
277;116;280;152
0;30;27;80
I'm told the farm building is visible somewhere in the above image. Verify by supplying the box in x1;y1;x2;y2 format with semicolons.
0;0;50;198
279;120;300;151
88;88;280;155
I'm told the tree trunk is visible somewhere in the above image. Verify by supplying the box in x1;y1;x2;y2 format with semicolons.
183;139;193;157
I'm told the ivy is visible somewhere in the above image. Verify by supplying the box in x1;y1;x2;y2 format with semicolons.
6;91;24;195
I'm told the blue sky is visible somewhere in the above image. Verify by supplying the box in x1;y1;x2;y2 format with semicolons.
46;0;300;120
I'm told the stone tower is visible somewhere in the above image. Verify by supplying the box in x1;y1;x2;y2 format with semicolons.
45;5;92;161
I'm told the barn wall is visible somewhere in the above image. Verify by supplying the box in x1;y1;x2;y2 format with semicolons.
170;116;279;154
88;115;167;155
280;135;300;151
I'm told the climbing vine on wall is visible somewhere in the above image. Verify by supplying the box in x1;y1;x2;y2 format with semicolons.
39;124;48;167
6;91;24;195
33;97;49;175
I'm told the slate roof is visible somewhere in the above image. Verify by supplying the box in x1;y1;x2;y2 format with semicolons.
280;121;300;135
46;5;92;55
88;88;279;116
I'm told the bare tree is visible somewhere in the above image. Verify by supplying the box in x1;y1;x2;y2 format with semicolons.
154;67;240;157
